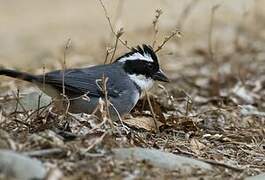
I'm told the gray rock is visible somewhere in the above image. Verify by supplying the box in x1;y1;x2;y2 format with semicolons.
0;150;46;180
246;173;265;180
2;91;51;113
113;147;212;171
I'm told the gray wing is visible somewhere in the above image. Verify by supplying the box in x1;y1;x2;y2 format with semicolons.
38;64;128;98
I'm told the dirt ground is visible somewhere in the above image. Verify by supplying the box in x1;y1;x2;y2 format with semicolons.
0;0;265;179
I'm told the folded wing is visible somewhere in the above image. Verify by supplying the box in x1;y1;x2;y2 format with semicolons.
38;64;124;98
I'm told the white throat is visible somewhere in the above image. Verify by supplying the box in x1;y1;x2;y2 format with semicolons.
128;74;154;91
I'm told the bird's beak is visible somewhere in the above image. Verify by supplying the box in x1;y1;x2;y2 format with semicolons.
152;69;170;82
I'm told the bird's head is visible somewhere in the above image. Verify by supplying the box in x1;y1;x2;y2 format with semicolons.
115;44;169;91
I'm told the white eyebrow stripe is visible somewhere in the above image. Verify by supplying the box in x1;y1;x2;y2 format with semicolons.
118;52;153;62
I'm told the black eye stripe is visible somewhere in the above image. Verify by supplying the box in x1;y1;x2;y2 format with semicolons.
123;60;159;77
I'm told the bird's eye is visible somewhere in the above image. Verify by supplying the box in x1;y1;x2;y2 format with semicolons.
147;63;153;69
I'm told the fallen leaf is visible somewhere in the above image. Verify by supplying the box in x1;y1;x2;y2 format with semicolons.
123;116;163;132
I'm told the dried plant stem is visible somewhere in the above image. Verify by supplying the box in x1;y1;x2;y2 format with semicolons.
23;148;65;157
199;158;244;172
42;65;46;91
185;95;192;116
24;101;52;122
208;5;220;61
62;94;71;116
88;117;108;133
59;38;72;118
96;75;114;128
98;0;130;50
81;131;108;153
13;90;28;118
109;28;124;63
102;75;111;119
155;28;182;53
36;93;42;120
145;91;159;132
152;9;163;48
62;38;71;96
104;47;113;64
109;102;124;126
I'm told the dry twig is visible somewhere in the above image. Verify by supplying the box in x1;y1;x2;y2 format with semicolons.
155;28;182;53
62;38;71;96
104;47;114;64
23;148;65;157
152;9;163;48
208;5;220;61
98;0;130;50
145;91;159;132
109;28;124;63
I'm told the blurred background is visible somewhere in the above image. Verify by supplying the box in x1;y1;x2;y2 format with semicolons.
0;0;265;101
0;0;261;69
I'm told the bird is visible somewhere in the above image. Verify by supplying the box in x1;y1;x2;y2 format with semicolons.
0;44;169;119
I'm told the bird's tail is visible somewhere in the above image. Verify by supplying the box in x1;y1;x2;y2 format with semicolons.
0;69;39;82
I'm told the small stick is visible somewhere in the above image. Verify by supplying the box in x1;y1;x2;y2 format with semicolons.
36;93;43;120
102;75;111;119
152;9;163;48
208;5;220;61
42;64;46;91
155;29;182;53
81;131;108;153
23;148;65;157
146;91;159;132
62;38;71;96
104;47;113;64
98;0;131;50
109;101;124;126
109;28;124;63
13;90;29;118
199;158;245;172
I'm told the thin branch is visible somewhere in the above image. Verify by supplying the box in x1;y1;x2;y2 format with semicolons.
62;38;71;96
199;158;245;172
42;64;46;91
145;91;159;132
61;93;71;117
109;101;124;127
109;28;124;63
104;47;114;64
36;93;43;120
95;75;114;128
208;5;220;61
155;28;182;53
23;148;65;157
152;9;163;48
81;131;108;153
98;0;131;50
13;90;29;119
102;75;111;119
